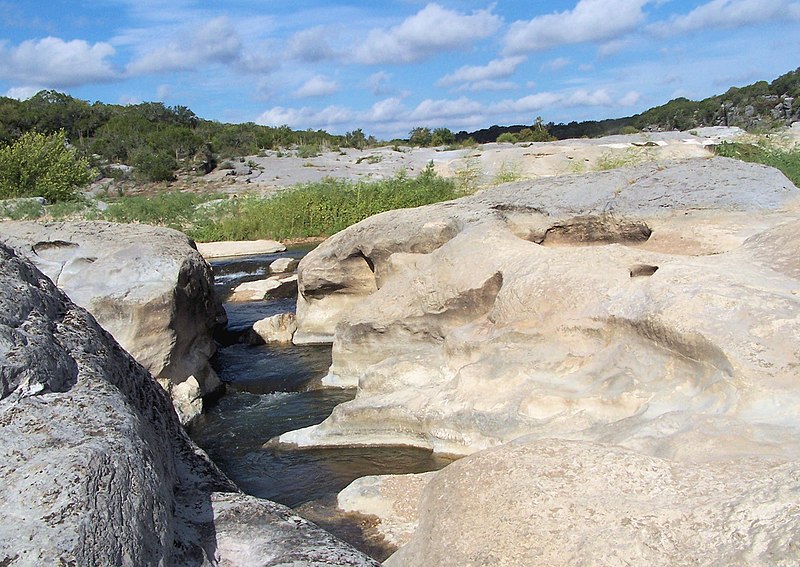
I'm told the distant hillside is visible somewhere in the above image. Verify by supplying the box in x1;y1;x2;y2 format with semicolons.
461;67;800;143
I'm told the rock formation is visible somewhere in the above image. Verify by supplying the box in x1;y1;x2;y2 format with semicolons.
0;242;378;566
281;156;800;562
385;439;800;566
0;221;225;424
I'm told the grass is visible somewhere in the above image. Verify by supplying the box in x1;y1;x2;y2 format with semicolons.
713;141;800;187
39;168;459;242
188;170;458;242
595;147;652;171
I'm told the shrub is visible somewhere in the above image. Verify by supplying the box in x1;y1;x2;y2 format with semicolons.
496;132;518;144
0;130;95;202
131;149;177;182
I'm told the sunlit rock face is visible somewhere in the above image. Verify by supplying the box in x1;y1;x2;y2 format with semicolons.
293;157;800;565
0;221;226;424
286;157;800;457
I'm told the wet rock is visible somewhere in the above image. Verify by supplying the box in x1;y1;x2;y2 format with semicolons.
230;274;297;302
270;256;300;274
248;313;297;344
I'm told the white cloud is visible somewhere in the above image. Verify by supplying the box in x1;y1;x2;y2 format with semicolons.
365;97;408;122
354;3;501;65
0;37;117;87
456;80;517;92
541;57;571;72
409;97;484;121
285;26;336;62
294;75;339;98
256;105;353;128
650;0;800;35
437;56;525;88
504;0;651;55
492;88;635;115
126;16;242;75
5;85;42;100
364;71;393;96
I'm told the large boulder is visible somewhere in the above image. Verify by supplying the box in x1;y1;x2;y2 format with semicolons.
280;157;800;561
0;221;225;424
385;439;800;566
0;242;378;566
283;158;800;455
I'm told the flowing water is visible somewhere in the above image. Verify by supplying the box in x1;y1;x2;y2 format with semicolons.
188;249;453;561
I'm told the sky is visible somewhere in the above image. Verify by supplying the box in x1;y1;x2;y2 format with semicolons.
1;1;798;139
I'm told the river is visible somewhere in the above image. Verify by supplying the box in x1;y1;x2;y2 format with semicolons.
187;248;452;561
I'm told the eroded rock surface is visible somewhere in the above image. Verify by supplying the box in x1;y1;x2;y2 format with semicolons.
0;221;225;423
282;157;800;562
0;243;378;566
385;439;800;567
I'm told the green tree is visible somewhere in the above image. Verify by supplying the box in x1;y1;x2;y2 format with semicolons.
409;127;432;146
0;130;95;202
431;127;455;146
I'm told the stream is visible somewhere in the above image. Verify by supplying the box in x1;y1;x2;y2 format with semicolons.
187;248;452;561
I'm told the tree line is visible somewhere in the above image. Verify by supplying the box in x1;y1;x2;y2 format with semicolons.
0;90;374;184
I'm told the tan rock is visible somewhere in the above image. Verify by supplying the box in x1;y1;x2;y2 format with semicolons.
196;239;285;259
251;313;297;344
338;472;436;549
230;275;297;302
269;256;299;274
385;439;800;567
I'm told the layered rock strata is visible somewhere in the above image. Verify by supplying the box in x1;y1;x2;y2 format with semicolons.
0;221;225;424
0;242;378;566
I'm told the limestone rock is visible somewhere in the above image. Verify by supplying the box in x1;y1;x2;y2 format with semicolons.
282;158;800;456
385;439;800;567
196;239;286;259
270;256;300;274
230;274;298;302
249;313;298;344
338;472;436;549
211;492;380;566
0;242;378;566
0;221;225;424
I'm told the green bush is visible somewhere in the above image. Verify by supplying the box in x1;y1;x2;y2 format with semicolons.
131;149;178;182
0;130;95;202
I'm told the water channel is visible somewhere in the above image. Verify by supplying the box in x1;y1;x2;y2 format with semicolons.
187;248;453;561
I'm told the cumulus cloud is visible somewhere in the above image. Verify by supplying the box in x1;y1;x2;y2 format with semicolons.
126;16;242;75
650;0;800;35
364;71;393;96
491;88;636;115
437;56;525;89
285;26;336;62
0;37;118;87
354;3;501;65
504;0;651;55
294;75;339;98
256;105;353;128
5;85;42;100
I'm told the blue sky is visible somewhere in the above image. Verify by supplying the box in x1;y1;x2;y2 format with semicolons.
1;1;798;139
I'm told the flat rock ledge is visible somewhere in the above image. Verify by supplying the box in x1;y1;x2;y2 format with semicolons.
0;221;226;424
196;239;286;259
0;242;377;566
